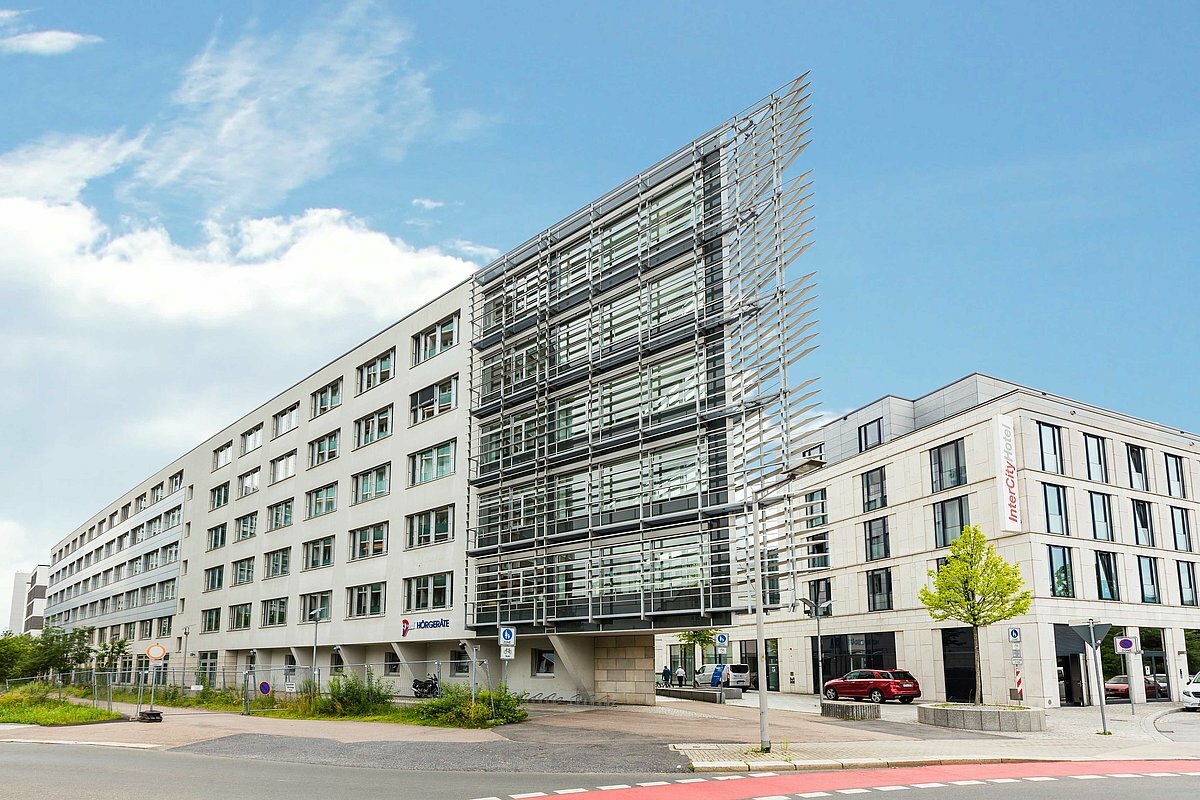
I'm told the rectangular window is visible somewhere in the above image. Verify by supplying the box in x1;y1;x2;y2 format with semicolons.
1138;555;1160;603
405;572;452;611
206;524;226;551
864;518;890;561
303;536;335;570
406;505;453;548
409;441;456;485
1127;444;1149;491
241;423;263;454
210;483;229;510
158;617;172;637
805;488;827;528
267;498;293;530
261;597;288;627
412;313;459;365
300;591;331;622
235;512;257;541
1166;454;1188;498
269;451;297;483
350;523;388;560
806;577;832;617
1179;561;1198;606
264;547;290;579
203;566;223;592
238;468;260;497
232;557;254;586
357;348;395;394
1084;434;1109;482
228;603;252;631
1095;551;1120;600
306;483;337;518
1048;545;1074;597
1170;506;1192;552
930;438;967;492
533;649;556;676
273;403;300;438
862;467;886;512
1132;499;1154;547
858;418;883;452
866;568;892;611
410;376;458;425
213;441;233;470
1038;422;1063;474
140;619;153;639
311;378;342;418
151;482;164;503
352;463;390;504
201;608;220;633
309;430;340;466
934;495;970;548
450;647;469;677
1043;483;1069;535
169;471;183;493
1090;492;1114;541
807;533;829;570
354;405;392;448
347;582;386;618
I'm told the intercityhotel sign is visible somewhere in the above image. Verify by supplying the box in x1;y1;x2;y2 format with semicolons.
995;414;1022;531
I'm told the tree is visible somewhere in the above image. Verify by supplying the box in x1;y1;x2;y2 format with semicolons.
95;638;129;672
918;525;1031;705
26;626;94;676
0;631;36;681
675;630;719;674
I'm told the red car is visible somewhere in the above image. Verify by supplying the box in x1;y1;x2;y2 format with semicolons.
823;668;921;704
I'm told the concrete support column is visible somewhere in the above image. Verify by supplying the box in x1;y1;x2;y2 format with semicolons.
594;634;655;705
1126;625;1147;704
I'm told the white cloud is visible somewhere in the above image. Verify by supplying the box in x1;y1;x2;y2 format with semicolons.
446;238;501;262
0;131;143;202
442;108;500;141
0;30;102;55
0;9;24;24
411;197;444;210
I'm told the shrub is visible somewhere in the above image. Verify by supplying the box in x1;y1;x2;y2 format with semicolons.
318;669;393;716
409;683;527;728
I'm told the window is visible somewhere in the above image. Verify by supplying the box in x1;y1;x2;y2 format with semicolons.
264;547;290;578
311;378;342;418
300;591;331;621
206;524;226;550
241;423;263;454
1048;545;1074;597
213;441;233;470
1138;556;1160;603
151;482;165;503
238;468;260;497
411;376;457;425
261;597;287;627
164;506;181;529
309;430;340;466
267;499;293;530
273;403;300;438
229;603;252;631
405;572;452;611
303;536;335;570
352;464;390;504
1132;499;1154;547
406;506;453;548
1038;422;1063;474
136;493;147;511
306;483;337;517
864;518;890;561
201;608;221;633
203;566;223;592
357;348;395;394
233;557;255;586
1090;492;1114;541
350;523;388;559
450;647;469;677
805;489;827;528
235;512;257;541
1179;562;1198;606
806;577;832;616
533;649;556;676
861;467;886;512
384;652;400;675
409;441;455;485
269;451;297;483
1166;454;1188;498
1095;551;1120;601
858;418;883;452
348;582;386;618
1127;444;1149;491
807;533;829;569
930;439;966;492
1084;434;1108;482
1043;484;1070;535
1165;509;1190;557
934;495;970;548
866;568;892;611
169;471;183;493
140;619;154;639
210;483;229;510
412;313;459;364
354;406;392;448
158;617;172;637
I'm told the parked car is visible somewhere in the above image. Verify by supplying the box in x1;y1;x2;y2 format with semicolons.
692;663;752;689
1183;672;1200;711
822;669;921;704
1103;675;1161;699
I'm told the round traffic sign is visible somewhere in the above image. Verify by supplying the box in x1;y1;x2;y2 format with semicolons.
500;627;515;643
145;643;167;660
715;632;729;646
258;681;271;695
1116;636;1136;652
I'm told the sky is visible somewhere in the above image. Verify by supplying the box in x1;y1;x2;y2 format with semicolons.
1;1;1198;626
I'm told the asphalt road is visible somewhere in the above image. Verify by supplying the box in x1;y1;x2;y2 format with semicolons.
1158;708;1200;741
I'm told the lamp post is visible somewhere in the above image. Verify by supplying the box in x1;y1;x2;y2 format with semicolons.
798;598;832;700
181;626;190;689
309;607;323;694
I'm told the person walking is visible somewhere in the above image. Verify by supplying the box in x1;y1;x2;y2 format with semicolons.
675;665;686;687
661;665;672;688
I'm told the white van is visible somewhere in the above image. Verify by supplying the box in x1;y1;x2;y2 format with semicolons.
693;663;752;689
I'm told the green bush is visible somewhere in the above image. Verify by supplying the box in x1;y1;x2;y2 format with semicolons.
317;670;393;716
409;683;527;728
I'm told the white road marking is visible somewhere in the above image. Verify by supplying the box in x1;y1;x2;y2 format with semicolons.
950;780;986;785
714;775;746;780
1144;773;1179;777
875;788;911;792
751;796;792;800
676;778;708;783
749;772;780;778
987;779;1021;784
836;790;871;795
553;791;586;795
1024;777;1056;782
912;783;948;788
798;793;832;798
511;793;547;799
1106;773;1144;778
597;786;631;791
1069;775;1105;780
636;782;670;787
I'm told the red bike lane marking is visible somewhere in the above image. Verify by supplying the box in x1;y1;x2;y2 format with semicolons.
537;760;1200;800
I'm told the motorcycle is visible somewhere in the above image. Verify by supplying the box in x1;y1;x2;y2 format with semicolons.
412;673;440;698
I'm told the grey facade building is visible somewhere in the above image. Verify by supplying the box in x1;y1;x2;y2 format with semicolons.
7;571;30;634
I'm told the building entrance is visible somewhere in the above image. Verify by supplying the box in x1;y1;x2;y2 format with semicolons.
1057;654;1086;706
940;628;976;702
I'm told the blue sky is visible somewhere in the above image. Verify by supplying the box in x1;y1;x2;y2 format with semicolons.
1;1;1198;623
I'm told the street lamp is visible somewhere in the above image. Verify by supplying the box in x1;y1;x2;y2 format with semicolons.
181;626;190;689
798;598;832;700
309;607;323;693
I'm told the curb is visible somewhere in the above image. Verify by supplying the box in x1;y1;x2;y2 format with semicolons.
688;753;1200;773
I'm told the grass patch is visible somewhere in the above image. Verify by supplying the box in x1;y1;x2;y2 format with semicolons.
0;684;121;726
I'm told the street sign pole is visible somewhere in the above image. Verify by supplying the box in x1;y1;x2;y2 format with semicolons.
1089;619;1108;735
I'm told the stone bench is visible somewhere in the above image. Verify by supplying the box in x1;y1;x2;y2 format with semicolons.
820;701;881;720
655;687;725;703
917;704;1046;732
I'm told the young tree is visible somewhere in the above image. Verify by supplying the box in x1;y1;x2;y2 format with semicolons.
27;626;95;676
918;525;1032;705
0;631;36;681
675;630;719;675
95;638;130;672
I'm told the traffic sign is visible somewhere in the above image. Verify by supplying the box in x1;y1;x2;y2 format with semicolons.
146;643;167;660
500;645;516;660
715;632;729;647
499;627;516;645
1115;635;1138;654
258;681;271;695
1007;627;1021;643
716;646;727;656
1069;621;1112;647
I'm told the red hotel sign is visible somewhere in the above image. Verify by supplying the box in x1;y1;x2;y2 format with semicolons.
995;414;1022;531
